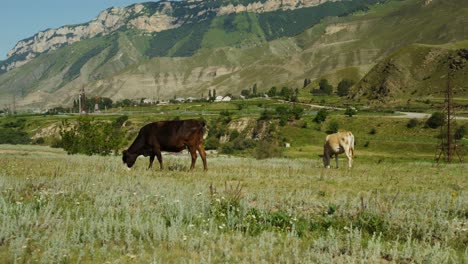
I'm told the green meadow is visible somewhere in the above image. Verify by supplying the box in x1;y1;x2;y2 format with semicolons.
0;145;466;263
0;99;467;262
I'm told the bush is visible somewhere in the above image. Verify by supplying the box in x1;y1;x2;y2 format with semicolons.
426;112;445;129
229;130;240;141
319;79;333;95
455;125;466;140
33;137;45;145
204;137;220;150
59;117;126;155
0;128;31;144
259;110;274;121
314;109;328;123
344;107;357;117
220;142;235;154
114;115;128;128
255;140;283;159
326;120;340;134
407;118;419;128
337;79;354;97
369;128;377;135
291;106;304;120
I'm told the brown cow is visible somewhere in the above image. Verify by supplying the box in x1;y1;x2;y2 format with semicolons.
122;119;207;171
323;131;355;168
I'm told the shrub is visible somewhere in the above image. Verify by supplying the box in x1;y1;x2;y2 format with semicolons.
319;79;333;95
344;107;357;117
425;112;445;129
455;125;466;140
337;79;354;97
275;106;289;116
230;130;240;141
0;128;31;144
204;137;220;150
369;128;377;135
326;120;340;134
291;106;304;120
114;115;128;128
279;116;288;126
255;140;283;159
220;142;235;154
314;109;328;123
59;117;126;155
407;118;419;128
33;137;45;145
259;110;274;121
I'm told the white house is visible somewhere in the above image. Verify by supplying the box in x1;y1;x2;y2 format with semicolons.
143;98;156;104
221;96;232;102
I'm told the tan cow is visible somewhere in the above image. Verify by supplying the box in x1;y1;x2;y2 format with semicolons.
323;131;355;168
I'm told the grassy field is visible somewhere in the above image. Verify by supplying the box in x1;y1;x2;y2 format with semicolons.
0;143;467;263
1;98;467;262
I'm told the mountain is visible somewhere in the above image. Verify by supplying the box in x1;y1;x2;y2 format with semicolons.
349;42;468;104
1;0;362;73
0;0;467;109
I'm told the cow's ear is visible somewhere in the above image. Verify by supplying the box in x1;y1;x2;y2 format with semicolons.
123;150;127;155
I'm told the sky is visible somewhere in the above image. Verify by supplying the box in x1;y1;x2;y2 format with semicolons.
0;0;155;61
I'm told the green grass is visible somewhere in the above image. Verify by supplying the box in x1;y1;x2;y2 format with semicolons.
0;144;466;262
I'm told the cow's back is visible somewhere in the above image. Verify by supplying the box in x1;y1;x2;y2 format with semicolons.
149;119;205;151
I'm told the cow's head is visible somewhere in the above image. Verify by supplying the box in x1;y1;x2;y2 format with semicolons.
122;150;138;168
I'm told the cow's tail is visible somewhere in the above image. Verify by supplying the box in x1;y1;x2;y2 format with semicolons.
199;119;208;139
349;132;355;157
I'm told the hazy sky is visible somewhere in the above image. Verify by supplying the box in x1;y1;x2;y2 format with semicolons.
0;0;155;61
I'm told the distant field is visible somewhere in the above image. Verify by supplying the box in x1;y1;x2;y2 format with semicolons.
0;144;467;262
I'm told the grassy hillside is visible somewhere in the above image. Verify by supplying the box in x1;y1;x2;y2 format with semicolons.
349;42;468;105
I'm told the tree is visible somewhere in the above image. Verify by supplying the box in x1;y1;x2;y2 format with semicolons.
314;109;328;123
267;86;277;97
407;118;419;128
337;79;354;97
326;120;340;134
291;106;304;120
319;79;333;95
303;78;311;88
252;83;258;97
425;112;445;129
455;125;466;140
59;117;126;156
241;89;251;98
344;107;357;117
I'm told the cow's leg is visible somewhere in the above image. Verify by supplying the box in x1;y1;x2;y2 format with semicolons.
153;149;163;170
148;154;155;170
335;154;339;168
344;147;353;168
188;146;198;170
197;143;208;171
323;145;331;168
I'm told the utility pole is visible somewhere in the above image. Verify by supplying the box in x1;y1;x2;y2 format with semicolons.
12;95;16;115
435;53;464;163
79;86;86;114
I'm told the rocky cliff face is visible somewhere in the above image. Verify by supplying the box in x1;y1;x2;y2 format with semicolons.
2;0;340;73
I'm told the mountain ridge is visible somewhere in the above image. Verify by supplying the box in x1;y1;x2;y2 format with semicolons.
1;0;467;109
1;0;351;73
